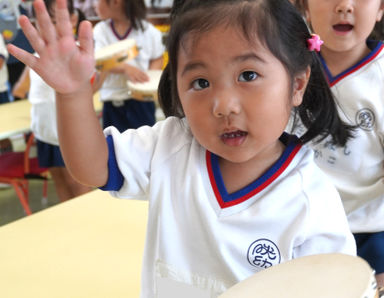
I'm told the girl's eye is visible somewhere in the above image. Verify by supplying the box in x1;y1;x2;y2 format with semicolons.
192;78;210;90
239;71;258;82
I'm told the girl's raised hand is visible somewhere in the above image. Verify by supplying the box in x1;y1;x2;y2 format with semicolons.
7;0;95;95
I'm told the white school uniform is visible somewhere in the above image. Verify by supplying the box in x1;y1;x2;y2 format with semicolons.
101;116;356;298
0;35;9;93
28;67;58;145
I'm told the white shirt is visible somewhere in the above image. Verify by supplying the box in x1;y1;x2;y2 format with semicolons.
0;35;9;93
28;67;58;145
102;117;356;298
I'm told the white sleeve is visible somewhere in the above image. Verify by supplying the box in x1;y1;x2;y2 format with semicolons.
0;35;9;60
294;168;357;257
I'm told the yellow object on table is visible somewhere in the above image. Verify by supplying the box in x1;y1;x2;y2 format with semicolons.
0;189;148;298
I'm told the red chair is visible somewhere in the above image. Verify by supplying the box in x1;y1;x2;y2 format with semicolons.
0;133;48;215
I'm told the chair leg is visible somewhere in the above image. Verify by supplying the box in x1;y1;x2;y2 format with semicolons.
41;180;48;206
9;181;32;215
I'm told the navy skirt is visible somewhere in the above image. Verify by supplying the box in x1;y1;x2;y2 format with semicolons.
354;231;384;274
36;139;65;168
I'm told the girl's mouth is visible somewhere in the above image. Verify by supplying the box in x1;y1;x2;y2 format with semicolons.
220;130;248;146
333;24;354;33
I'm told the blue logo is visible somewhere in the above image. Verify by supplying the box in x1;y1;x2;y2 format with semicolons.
247;239;281;269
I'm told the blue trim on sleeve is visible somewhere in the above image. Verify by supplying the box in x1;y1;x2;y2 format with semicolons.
99;135;125;191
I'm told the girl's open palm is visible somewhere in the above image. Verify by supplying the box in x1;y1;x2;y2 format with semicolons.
7;0;95;95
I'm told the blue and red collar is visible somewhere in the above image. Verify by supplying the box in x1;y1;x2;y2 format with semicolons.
319;40;384;87
206;133;302;209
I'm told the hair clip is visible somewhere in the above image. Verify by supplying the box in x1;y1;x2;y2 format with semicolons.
307;34;323;52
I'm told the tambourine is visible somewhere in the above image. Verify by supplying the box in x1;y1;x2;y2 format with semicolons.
127;69;162;101
219;253;379;298
95;39;138;72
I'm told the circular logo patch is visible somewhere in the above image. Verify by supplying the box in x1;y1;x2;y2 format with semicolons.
355;108;375;131
247;239;281;269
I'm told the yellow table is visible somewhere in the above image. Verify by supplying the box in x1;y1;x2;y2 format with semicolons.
0;189;148;298
0;100;31;139
0;96;103;140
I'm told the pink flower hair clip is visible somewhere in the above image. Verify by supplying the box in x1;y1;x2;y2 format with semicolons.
307;34;323;52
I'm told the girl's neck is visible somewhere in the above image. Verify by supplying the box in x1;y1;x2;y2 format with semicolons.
111;18;132;36
320;42;371;77
218;141;285;194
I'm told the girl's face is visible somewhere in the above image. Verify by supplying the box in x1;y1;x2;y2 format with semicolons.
96;0;112;20
176;25;308;169
306;0;384;54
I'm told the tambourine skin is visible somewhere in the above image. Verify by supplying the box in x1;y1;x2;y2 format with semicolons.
219;253;378;298
95;39;138;72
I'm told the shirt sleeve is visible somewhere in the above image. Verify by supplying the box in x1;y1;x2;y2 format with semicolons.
293;168;357;257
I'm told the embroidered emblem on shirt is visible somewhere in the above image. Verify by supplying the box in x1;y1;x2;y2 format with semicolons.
355;108;375;131
247;239;281;269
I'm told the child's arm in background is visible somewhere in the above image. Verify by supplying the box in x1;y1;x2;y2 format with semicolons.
149;56;164;70
7;0;108;187
109;63;150;83
12;67;30;99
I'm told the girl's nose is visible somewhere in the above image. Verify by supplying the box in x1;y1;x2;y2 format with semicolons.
335;0;353;14
212;89;241;118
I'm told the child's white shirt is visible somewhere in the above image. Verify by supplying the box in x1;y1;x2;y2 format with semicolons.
102;117;356;298
0;35;9;93
28;66;58;145
93;19;165;102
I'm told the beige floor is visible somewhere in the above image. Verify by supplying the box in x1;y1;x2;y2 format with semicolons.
0;179;60;226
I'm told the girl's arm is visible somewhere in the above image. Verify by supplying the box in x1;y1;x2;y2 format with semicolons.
149;56;164;70
7;0;108;187
109;63;149;83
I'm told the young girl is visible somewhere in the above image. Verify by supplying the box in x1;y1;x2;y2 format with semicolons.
9;0;357;296
28;0;91;202
293;0;384;289
94;0;164;132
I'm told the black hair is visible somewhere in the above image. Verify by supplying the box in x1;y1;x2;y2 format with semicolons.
294;0;384;40
158;0;354;146
38;0;86;35
105;0;147;31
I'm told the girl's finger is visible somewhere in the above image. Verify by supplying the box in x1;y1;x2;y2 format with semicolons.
55;0;74;38
77;21;94;55
18;15;46;54
7;44;39;70
33;0;57;45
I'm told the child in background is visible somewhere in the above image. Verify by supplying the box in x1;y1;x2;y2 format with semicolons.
0;33;10;104
9;0;356;296
28;0;91;202
293;0;384;289
94;0;164;132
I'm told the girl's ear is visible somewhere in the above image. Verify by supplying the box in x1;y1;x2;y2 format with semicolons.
292;66;311;107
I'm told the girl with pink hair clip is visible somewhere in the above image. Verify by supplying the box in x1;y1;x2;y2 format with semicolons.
293;0;384;291
9;0;357;296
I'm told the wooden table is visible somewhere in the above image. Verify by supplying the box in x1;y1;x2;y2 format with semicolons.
0;189;148;298
0;96;103;140
0;100;31;139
